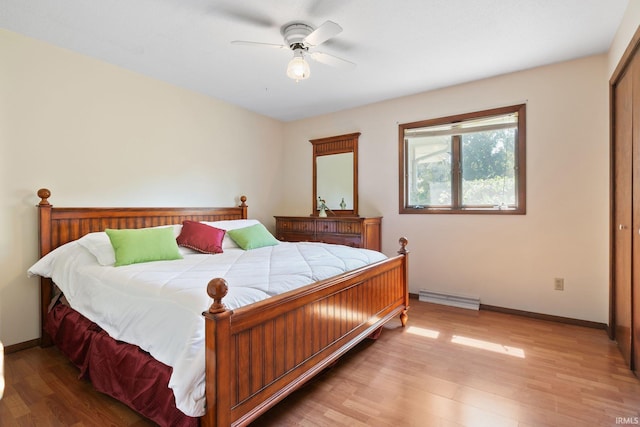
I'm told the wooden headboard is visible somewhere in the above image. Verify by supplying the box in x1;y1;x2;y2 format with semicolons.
35;188;248;345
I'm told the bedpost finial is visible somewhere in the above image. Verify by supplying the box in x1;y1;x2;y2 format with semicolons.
239;195;247;207
398;237;408;255
37;188;51;206
207;278;229;313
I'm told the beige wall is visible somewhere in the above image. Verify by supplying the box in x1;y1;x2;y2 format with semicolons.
282;54;610;323
0;30;284;346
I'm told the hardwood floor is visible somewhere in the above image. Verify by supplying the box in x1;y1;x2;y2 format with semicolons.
2;301;639;426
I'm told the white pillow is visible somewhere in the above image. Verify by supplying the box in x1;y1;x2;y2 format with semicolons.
202;219;260;249
77;232;116;266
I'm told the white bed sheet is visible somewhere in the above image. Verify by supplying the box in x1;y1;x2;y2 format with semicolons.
27;238;386;417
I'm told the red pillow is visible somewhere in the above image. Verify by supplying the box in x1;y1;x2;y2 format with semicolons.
176;221;225;254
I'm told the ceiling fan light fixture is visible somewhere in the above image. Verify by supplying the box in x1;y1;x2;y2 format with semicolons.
287;51;310;82
232;20;353;82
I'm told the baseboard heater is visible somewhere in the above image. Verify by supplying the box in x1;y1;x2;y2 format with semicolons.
419;289;480;310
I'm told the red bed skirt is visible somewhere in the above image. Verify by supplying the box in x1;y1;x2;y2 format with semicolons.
46;303;198;427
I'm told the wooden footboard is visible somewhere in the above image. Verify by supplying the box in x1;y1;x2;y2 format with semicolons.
202;239;409;427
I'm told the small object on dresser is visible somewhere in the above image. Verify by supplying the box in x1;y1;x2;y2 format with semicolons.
318;197;328;217
340;197;346;210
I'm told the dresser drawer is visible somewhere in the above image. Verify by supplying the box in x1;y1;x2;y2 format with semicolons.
315;220;361;235
276;218;315;233
277;231;314;242
317;234;362;247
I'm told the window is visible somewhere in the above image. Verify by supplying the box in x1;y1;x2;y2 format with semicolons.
399;104;526;214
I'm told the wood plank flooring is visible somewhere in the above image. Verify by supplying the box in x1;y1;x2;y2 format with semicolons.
2;301;639;426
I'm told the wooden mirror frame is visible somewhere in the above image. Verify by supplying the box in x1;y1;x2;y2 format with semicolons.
310;132;360;217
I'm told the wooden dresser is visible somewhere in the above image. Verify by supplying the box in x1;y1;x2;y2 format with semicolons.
274;216;382;251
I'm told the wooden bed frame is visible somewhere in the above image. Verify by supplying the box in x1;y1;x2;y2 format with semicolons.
35;188;409;427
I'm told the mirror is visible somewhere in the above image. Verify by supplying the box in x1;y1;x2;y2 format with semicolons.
311;132;359;216
316;153;353;210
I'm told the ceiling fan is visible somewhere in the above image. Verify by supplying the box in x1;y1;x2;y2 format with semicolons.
231;20;356;82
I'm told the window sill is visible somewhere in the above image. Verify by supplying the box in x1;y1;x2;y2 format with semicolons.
400;206;525;215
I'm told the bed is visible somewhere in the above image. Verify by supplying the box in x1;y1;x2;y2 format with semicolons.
31;188;409;426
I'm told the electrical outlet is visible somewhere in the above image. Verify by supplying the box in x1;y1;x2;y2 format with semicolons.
554;278;564;291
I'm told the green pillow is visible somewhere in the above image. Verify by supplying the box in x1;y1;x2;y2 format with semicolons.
105;227;183;266
226;223;279;250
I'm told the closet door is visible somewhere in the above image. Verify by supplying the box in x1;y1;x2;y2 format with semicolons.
633;53;640;373
613;62;633;368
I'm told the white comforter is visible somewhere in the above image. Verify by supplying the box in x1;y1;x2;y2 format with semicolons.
27;237;386;417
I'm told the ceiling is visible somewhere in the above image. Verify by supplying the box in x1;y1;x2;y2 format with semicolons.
1;0;629;122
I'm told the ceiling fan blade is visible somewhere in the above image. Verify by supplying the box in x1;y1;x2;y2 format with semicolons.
308;51;356;69
303;20;342;46
231;40;288;49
